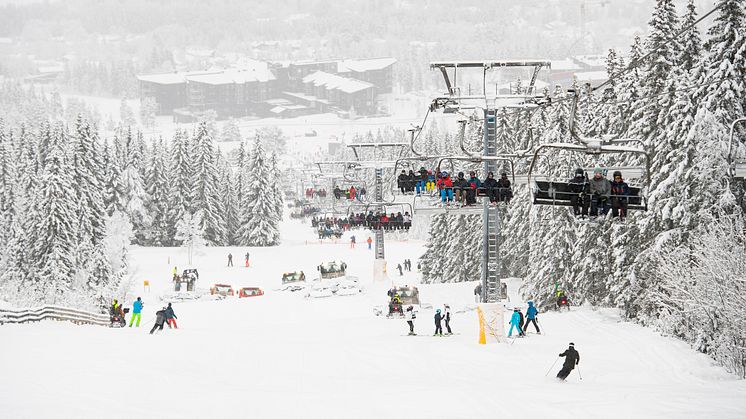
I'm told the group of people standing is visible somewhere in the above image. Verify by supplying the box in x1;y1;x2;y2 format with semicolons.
403;304;453;337
396;259;413;275
110;298;178;335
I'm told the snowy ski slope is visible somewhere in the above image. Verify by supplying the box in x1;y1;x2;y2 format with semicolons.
1;219;745;419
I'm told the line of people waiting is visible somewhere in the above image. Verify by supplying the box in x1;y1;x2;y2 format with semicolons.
400;168;513;206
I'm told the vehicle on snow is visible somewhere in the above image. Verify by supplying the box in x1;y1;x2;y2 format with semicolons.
110;307;129;328
282;272;306;284
173;268;199;292
210;284;235;297
238;287;264;298
317;261;347;280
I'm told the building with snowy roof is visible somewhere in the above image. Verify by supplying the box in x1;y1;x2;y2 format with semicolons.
137;56;395;119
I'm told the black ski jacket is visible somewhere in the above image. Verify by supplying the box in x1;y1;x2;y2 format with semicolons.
434;313;444;325
165;306;177;319
559;347;580;368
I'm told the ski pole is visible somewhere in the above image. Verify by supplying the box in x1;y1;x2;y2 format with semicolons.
545;357;560;377
536;318;545;336
577;365;583;380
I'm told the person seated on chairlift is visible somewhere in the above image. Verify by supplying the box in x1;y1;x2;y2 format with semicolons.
427;170;436;193
416;167;429;195
407;170;417;193
466;171;481;205
610;171;630;220
568;168;590;217
589;167;611;217
454;172;469;204
483;171;499;203
437;171;454;203
497;172;513;203
333;185;342;200
398;170;409;194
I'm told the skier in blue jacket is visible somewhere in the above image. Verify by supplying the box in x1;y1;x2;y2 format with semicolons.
525;301;540;334
508;308;523;337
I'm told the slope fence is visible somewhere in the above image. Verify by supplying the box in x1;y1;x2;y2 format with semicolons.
0;305;109;326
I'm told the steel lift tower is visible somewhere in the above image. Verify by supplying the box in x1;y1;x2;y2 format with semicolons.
346;142;409;281
429;60;551;303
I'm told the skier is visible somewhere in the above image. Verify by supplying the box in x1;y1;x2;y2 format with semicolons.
525;301;540;334
164;303;178;329
483;172;499;203
129;297;143;328
227;253;233;267
149;308;167;334
366;236;373;250
443;304;453;335
568;168;589;217
556;343;580;381
405;305;416;335
465;171;481;205
417;261;421;271
507;308;523;338
245;252;250;267
610;170;630;219
453;172;469;204
497;173;513;203
517;307;526;337
398;170;408;194
474;283;482;303
436;172;454;203
434;308;444;336
589;167;611;217
350;235;356;249
397;263;403;276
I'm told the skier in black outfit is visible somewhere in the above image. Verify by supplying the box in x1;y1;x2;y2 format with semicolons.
557;343;580;380
149;308;167;334
443;304;452;335
434;309;444;336
568;168;589;217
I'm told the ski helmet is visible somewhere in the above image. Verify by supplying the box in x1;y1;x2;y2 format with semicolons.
406;305;413;311
593;167;603;175
458;172;464;178
574;168;584;176
613;170;622;179
436;309;441;313
442;171;448;177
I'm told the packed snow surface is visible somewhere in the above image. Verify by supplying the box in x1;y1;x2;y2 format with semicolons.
2;219;745;419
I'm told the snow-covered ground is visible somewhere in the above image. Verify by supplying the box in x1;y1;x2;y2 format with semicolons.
2;218;746;419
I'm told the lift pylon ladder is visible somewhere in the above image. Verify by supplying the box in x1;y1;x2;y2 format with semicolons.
346;142;410;280
429;60;551;304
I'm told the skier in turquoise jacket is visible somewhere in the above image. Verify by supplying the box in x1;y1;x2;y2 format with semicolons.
508;308;523;337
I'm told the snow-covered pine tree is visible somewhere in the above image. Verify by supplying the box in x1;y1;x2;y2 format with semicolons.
695;0;746;124
144;138;172;246
71;116;107;246
119;128;150;243
237;135;279;246
221;118;241;143
175;211;206;266
269;151;284;221
168;128;193;244
27;124;79;304
190;122;226;245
